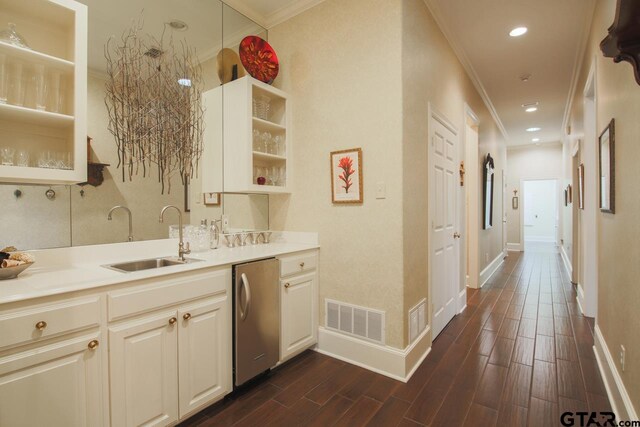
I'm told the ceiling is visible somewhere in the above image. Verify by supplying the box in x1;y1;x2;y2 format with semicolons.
425;0;596;146
222;0;324;28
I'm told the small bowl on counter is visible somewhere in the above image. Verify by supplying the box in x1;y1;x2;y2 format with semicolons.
0;262;34;280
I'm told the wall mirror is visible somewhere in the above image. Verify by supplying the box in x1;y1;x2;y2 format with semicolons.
0;0;269;251
599;118;615;214
483;153;495;230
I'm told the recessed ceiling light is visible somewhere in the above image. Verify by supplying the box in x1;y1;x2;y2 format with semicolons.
525;106;538;112
509;27;528;37
526;127;541;132
532;138;540;142
168;20;188;31
178;78;192;87
519;74;532;82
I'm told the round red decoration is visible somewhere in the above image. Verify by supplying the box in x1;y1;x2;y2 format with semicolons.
239;36;279;84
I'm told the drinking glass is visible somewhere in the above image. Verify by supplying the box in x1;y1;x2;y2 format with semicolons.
273;135;284;156
50;71;62;113
1;147;15;165
268;166;279;186
255;95;270;120
16;149;29;167
34;64;47;111
0;53;8;104
10;62;25;106
252;129;261;152
261;131;271;153
278;166;286;186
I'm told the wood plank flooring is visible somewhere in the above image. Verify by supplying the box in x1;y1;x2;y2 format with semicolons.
179;243;612;426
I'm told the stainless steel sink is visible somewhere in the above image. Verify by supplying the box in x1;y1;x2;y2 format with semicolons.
103;257;201;273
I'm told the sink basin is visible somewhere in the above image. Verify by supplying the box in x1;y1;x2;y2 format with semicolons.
104;257;201;273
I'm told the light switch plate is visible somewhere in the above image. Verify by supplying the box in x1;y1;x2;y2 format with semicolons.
376;182;386;199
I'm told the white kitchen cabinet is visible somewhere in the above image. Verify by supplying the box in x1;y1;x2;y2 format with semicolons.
0;0;87;184
0;332;105;427
178;296;230;419
278;251;318;362
202;75;291;194
109;310;179;427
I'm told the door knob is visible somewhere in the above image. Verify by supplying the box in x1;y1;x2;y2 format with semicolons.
453;232;461;239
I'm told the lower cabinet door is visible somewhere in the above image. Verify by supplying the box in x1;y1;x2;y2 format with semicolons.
281;272;318;361
178;295;230;418
109;311;179;427
0;332;105;427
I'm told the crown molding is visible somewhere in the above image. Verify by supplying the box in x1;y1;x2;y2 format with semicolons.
222;0;326;29
506;140;562;151
561;0;596;138
422;0;509;142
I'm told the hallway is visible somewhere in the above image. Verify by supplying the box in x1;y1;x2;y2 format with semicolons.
180;243;612;426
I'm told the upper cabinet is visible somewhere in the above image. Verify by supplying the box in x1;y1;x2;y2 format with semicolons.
202;76;291;194
0;0;87;184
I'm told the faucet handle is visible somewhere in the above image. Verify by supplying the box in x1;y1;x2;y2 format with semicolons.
184;242;191;254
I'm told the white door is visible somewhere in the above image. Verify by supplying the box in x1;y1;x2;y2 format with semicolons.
178;296;230;418
281;272;318;361
430;112;459;338
109;311;179;427
0;333;104;427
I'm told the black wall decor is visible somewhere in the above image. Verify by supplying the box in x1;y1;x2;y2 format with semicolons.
483;153;495;230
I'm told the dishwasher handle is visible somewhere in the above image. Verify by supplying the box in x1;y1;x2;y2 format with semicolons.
239;273;252;321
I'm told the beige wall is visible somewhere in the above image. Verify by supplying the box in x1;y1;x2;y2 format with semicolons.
569;0;640;409
505;144;563;245
269;0;506;348
401;0;507;343
269;0;406;348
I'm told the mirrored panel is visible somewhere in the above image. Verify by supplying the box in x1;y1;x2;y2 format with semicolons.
0;0;269;250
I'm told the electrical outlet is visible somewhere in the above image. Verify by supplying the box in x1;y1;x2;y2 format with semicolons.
376;182;386;199
221;214;230;233
620;345;626;371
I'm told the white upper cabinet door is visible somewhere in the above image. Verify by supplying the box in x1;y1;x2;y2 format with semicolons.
280;271;317;361
109;311;179;427
177;295;231;418
0;332;105;427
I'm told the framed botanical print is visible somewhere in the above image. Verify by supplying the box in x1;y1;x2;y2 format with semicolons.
203;192;220;206
330;148;363;204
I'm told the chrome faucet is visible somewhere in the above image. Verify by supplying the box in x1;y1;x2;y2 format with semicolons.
107;205;133;242
159;205;190;261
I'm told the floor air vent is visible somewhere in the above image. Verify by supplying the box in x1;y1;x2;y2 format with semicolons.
325;299;385;344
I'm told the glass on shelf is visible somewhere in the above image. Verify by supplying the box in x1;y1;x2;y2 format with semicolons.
16;149;29;167
50;71;63;113
252;94;270;120
0;53;7;104
33;64;47;111
273;135;285;156
0;23;31;50
36;151;72;170
261;131;271;153
1;146;15;165
10;61;25;106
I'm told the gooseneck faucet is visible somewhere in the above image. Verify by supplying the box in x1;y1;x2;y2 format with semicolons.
159;205;190;261
107;205;133;242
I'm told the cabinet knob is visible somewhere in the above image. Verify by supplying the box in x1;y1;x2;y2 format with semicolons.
35;321;47;331
87;340;99;350
284;283;291;289
169;317;177;325
183;313;192;321
299;262;305;268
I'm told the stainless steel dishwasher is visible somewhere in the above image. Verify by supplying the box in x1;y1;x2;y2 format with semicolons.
233;258;280;387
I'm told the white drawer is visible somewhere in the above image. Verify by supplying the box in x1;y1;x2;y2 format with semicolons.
279;251;318;277
108;268;231;321
0;296;101;350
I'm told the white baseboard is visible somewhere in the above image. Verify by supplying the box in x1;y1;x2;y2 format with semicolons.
315;326;431;382
458;289;467;314
560;244;572;278
479;252;505;288
576;284;585;315
507;242;523;252
593;325;638;421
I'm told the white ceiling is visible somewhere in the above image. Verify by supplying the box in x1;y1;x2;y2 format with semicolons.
425;0;596;146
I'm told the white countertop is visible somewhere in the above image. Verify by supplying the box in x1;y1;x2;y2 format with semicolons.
0;232;319;305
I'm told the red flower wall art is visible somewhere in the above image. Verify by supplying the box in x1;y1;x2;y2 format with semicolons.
330;148;363;203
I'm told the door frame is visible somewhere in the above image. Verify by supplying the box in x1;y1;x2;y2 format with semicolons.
427;103;462;335
462;104;480;293
519;178;561;245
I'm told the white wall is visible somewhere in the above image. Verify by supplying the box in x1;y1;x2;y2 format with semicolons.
523;180;557;242
506;144;563;248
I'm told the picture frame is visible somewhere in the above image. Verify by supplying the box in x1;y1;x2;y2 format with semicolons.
512;196;518;210
184;178;191;213
331;148;363;204
203;192;221;206
567;184;573;204
564;189;568;207
578;163;585;210
482;153;495;229
598;118;615;213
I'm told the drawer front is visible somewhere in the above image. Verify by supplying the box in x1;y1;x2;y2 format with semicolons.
279;252;318;277
0;297;101;350
108;268;231;321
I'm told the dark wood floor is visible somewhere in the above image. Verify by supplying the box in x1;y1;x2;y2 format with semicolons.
180;243;612;426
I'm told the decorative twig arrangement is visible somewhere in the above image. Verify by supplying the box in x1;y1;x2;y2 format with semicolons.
104;18;204;194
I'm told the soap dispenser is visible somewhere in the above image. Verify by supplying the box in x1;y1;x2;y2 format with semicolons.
210;219;221;249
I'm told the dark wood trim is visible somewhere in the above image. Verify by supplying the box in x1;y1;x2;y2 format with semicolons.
600;0;640;85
